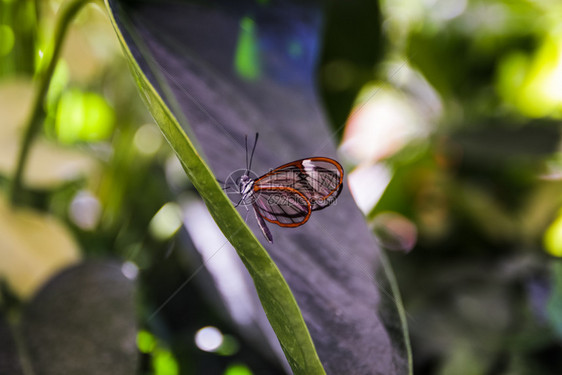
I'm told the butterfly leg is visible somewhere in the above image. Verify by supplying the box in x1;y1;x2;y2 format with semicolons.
252;203;273;243
234;197;243;208
243;208;251;223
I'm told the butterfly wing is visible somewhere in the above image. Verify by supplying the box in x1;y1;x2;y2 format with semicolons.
255;157;344;211
252;186;312;227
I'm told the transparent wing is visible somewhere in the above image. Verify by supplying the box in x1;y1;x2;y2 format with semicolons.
253;187;312;227
255;157;344;210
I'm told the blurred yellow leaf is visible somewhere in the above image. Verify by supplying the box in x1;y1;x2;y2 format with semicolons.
0;78;34;139
62;27;99;83
0;196;81;298
0;139;98;189
61;4;122;83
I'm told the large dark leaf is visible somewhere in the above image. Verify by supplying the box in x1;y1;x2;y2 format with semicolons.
106;0;410;373
22;261;137;375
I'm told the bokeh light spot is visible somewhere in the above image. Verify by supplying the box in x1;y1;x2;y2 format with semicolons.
235;17;261;80
149;202;182;241
224;363;253;375
56;89;115;143
0;25;15;56
69;190;101;230
544;214;562;257
121;261;139;280
134;123;163;156
496;31;562;118
153;349;179;375
137;330;156;353
195;326;224;352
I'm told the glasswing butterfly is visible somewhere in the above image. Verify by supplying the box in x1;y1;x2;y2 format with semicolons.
225;134;344;243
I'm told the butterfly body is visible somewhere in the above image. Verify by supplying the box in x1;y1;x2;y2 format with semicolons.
238;174;255;198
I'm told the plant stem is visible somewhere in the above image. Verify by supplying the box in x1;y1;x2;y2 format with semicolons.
9;0;98;205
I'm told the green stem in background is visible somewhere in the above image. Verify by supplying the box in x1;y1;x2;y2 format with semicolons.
9;0;99;205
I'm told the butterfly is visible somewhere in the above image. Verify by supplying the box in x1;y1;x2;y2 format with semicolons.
226;134;344;243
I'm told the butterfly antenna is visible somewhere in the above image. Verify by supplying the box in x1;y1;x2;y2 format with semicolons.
248;132;259;171
244;134;249;171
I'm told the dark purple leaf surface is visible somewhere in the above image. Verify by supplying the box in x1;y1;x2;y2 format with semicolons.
109;0;410;373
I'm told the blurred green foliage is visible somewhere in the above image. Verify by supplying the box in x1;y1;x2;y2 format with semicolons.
341;1;562;374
